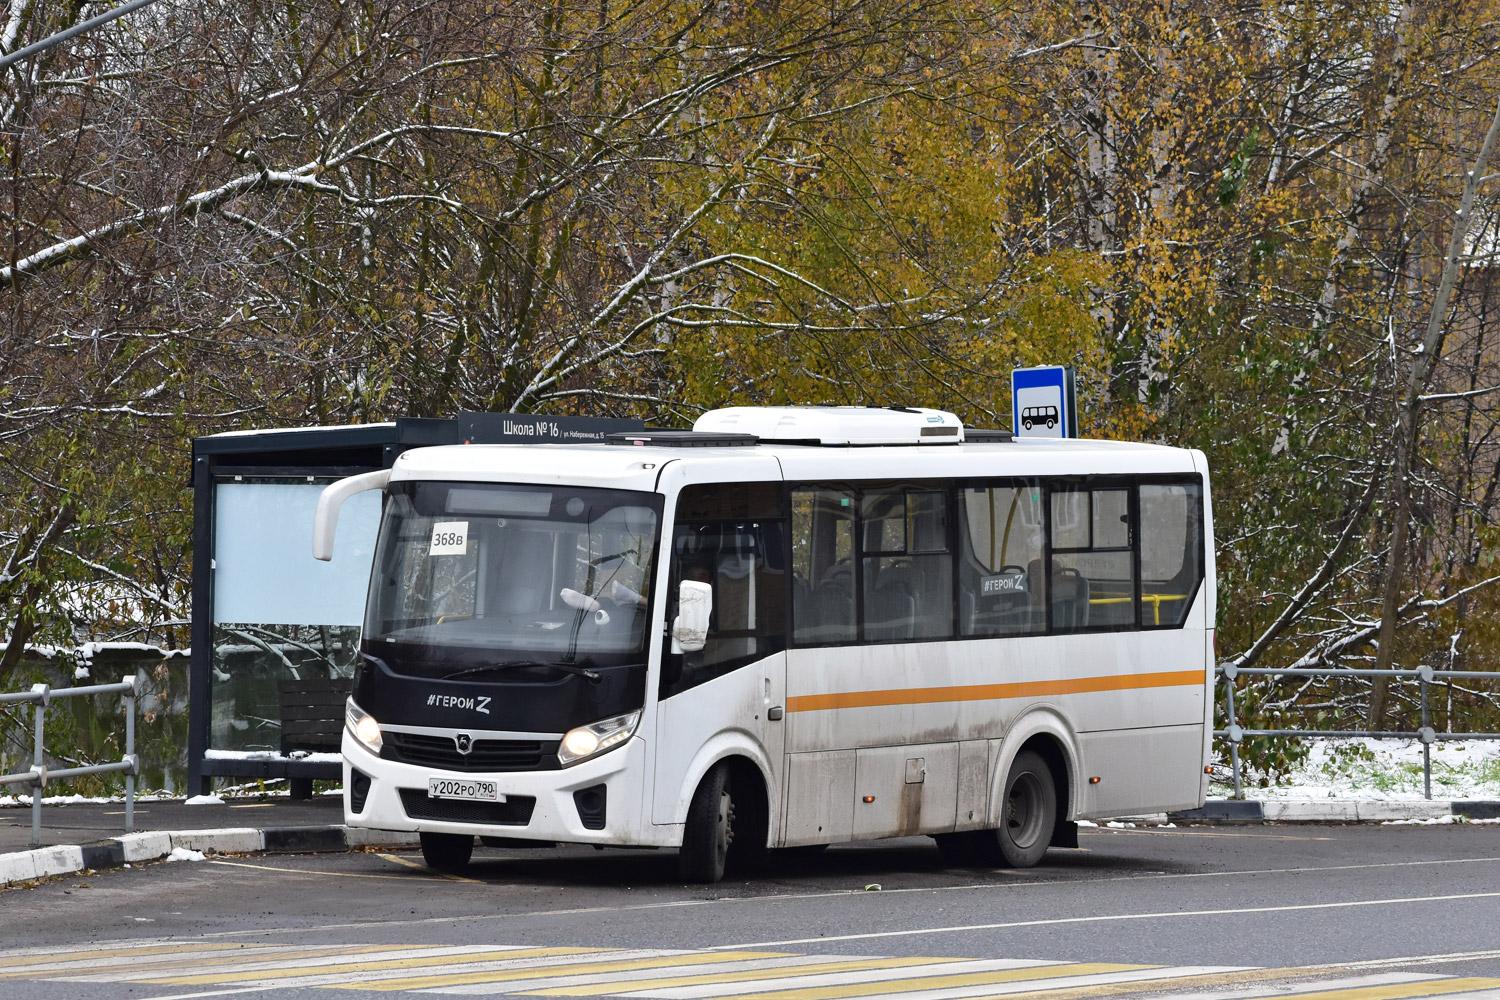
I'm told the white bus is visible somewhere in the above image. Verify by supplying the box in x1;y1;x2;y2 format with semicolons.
315;406;1215;882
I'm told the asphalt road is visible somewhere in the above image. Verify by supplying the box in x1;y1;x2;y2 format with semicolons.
4;824;1500;999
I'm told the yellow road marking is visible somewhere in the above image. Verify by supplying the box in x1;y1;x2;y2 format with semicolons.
954;966;1400;1000
376;852;483;883
335;951;796;993
0;942;269;969
663;964;1153;1000
1266;980;1500;1000
524;957;976;996
966;974;1500;1000
0;944;412;980
140;947;600;986
206;859;460;882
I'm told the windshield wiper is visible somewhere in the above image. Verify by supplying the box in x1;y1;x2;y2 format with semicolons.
442;661;602;684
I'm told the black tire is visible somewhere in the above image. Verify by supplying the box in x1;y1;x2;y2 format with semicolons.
996;750;1055;868
679;764;733;883
1046;418;1056;430
727;784;770;875
420;831;474;872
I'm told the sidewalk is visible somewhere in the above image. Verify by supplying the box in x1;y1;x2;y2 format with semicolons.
0;795;347;854
1;794;419;887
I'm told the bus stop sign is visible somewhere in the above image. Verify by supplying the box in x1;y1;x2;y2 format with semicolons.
1011;365;1077;439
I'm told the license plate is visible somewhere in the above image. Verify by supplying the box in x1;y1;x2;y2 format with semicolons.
428;777;504;802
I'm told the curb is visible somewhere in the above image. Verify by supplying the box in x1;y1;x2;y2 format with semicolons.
0;825;420;888
1169;798;1500;824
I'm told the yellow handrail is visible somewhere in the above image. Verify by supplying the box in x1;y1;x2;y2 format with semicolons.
1087;593;1189;625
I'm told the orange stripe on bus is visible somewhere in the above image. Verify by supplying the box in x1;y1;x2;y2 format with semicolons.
784;669;1205;713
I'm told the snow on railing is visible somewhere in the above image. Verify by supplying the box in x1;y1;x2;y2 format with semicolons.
1216;665;1500;801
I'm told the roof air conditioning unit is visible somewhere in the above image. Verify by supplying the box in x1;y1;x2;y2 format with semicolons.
694;406;964;446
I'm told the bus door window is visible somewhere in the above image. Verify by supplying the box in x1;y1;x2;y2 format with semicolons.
859;489;952;641
1137;482;1203;627
661;484;786;698
958;483;1045;635
1049;486;1135;630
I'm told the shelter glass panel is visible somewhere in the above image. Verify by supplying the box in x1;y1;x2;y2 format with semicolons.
210;479;379;755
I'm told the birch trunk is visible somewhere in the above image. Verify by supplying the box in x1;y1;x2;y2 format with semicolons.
1366;92;1500;727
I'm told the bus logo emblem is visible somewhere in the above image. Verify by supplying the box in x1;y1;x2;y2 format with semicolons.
454;733;474;755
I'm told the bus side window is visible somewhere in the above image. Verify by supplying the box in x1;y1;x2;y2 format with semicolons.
791;489;856;644
1138;482;1203;627
859;489;952;641
1049;486;1134;631
958;484;1045;636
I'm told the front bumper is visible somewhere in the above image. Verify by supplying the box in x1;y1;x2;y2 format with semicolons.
342;728;672;846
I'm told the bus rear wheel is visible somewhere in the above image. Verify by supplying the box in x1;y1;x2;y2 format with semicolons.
950;750;1056;868
420;831;474;872
996;750;1055;867
679;763;733;883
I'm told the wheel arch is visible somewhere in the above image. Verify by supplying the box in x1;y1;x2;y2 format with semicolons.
669;732;774;844
993;708;1080;826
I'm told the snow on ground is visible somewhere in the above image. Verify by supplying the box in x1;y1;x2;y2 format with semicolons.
1231;737;1500;801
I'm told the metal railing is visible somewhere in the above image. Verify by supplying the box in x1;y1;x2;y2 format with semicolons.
1217;664;1500;800
1;675;141;847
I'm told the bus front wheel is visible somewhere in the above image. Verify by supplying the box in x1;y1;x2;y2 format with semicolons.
420;831;474;872
679;764;733;883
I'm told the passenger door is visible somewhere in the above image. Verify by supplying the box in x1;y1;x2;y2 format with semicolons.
650;461;788;830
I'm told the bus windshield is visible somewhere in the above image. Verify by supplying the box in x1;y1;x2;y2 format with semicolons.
364;481;661;671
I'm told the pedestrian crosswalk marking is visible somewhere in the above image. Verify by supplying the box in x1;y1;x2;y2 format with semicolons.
525;958;1005;997
351;951;796;993
588;962;1070;1000
0;941;270;970
956;969;1445;1000
5;937;1500;1000
137;947;601;986
61;946;505;984
663;965;1155;1000
1140;974;1454;1000
8;944;441;981
1229;981;1500;1000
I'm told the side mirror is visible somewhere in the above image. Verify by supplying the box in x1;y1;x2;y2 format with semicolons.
671;580;713;652
312;469;391;561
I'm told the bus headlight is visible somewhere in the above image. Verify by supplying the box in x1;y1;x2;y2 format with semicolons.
345;699;383;754
558;711;640;767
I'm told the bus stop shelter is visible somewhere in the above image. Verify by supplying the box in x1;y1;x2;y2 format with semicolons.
186;413;643;796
